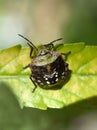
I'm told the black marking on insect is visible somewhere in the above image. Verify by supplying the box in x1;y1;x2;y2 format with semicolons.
18;34;71;93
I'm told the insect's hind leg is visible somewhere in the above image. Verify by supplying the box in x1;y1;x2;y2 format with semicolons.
30;75;37;93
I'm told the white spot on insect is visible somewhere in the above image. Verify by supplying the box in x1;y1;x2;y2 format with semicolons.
55;73;58;77
62;72;65;76
37;80;41;83
44;76;49;81
55;78;58;82
45;77;48;80
47;81;50;84
40;82;44;85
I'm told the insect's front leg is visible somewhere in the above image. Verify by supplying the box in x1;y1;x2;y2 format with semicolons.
61;51;71;56
62;51;71;61
18;34;36;59
30;75;37;93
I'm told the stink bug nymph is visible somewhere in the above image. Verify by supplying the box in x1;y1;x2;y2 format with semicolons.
18;34;71;93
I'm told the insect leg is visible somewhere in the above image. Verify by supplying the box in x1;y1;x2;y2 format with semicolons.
23;64;30;69
61;51;71;56
18;34;38;58
30;75;37;93
62;51;71;61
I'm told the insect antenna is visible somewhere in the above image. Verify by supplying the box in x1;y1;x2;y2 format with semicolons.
45;38;63;49
49;38;63;44
18;34;38;51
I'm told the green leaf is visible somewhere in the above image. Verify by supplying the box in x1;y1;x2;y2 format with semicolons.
0;43;97;110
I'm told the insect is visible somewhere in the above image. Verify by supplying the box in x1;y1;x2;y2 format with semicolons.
18;34;71;93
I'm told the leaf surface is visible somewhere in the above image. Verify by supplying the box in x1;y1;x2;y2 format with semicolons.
0;43;97;110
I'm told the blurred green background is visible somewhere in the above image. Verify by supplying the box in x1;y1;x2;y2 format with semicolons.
0;0;97;130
